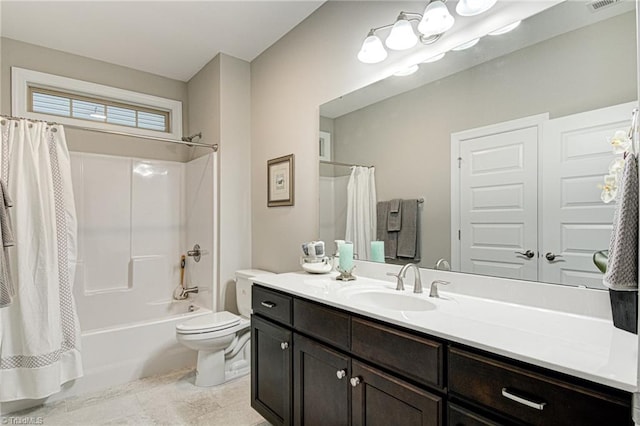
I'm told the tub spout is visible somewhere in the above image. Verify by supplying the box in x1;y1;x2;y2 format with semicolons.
174;286;199;300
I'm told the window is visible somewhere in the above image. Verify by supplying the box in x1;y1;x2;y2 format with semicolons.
12;67;182;140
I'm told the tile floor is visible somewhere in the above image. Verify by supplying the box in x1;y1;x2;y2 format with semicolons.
3;369;268;425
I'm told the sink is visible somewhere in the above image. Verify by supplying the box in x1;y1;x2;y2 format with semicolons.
343;289;436;312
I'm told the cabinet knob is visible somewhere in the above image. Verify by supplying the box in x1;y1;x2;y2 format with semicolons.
350;377;361;387
280;342;289;350
336;369;346;380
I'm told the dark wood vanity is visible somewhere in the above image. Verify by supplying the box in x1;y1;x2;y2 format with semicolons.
251;284;633;426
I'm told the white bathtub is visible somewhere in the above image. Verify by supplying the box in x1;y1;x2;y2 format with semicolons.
1;300;210;414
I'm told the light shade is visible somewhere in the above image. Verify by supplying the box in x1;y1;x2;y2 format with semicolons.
357;33;388;63
456;0;497;17
451;37;480;51
386;17;418;51
393;64;420;77
489;20;521;36
423;52;446;63
418;1;455;36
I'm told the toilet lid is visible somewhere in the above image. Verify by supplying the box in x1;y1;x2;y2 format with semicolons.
176;311;241;333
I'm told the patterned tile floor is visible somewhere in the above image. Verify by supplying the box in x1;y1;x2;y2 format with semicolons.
3;369;268;425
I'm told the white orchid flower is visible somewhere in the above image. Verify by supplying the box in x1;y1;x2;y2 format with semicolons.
599;173;618;203
608;130;632;154
608;157;625;176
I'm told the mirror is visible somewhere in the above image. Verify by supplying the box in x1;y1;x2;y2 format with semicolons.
319;1;637;289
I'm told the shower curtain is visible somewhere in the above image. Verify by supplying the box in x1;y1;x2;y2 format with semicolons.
346;166;377;261
0;119;82;401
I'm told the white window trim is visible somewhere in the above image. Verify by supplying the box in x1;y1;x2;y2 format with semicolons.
12;67;183;141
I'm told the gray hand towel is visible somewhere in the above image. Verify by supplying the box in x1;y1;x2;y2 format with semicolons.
0;179;15;308
397;199;419;260
604;154;638;291
387;199;402;231
377;201;397;259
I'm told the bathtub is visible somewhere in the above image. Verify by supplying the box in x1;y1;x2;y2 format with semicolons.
0;300;211;414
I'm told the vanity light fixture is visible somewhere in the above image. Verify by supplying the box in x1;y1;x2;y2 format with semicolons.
456;0;497;17
393;64;420;77
386;13;419;50
488;20;522;36
451;37;480;51
357;0;495;64
423;52;446;63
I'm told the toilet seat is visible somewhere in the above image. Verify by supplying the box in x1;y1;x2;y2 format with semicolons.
176;311;243;335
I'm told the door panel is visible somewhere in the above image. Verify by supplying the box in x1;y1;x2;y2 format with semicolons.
293;334;350;426
541;102;636;288
459;127;538;281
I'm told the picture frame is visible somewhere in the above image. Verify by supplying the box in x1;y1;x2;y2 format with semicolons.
267;154;295;207
319;131;331;161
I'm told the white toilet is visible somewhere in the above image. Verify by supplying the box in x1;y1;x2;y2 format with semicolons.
176;269;273;387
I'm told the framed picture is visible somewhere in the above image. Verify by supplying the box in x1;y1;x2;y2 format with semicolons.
267;154;295;207
319;131;331;161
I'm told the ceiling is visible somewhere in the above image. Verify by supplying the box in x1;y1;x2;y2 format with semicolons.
0;1;325;82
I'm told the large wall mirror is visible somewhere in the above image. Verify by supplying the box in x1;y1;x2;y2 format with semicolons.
319;0;638;289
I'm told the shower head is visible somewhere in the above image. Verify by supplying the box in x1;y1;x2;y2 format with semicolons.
181;132;202;143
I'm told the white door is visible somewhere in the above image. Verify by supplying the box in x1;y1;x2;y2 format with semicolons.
458;126;539;281
541;102;636;288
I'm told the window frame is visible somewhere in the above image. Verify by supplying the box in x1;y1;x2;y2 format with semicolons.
12;67;183;140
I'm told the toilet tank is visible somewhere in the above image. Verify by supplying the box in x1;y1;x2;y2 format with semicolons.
235;269;274;317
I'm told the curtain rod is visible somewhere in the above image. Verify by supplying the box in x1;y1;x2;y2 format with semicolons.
0;114;218;151
320;160;373;168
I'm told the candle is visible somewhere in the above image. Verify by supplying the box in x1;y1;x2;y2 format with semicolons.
370;241;385;263
338;242;354;271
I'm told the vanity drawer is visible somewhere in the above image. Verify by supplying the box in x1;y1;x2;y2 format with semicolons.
448;403;502;426
252;286;292;326
448;347;632;426
293;298;350;351
351;317;443;389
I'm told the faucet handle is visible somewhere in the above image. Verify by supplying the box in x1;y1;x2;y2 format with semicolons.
386;272;405;291
429;280;450;298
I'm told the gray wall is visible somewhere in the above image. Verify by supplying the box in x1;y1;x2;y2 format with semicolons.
187;53;252;313
331;11;637;268
1;37;192;162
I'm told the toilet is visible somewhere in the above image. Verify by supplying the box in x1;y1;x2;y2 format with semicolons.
176;269;273;387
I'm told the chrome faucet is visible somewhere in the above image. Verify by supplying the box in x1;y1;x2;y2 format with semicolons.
387;263;423;293
429;280;450;298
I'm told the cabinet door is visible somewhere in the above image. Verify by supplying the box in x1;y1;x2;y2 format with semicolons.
251;315;292;426
293;334;350;426
351;360;442;426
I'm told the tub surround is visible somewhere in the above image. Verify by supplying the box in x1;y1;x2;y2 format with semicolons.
251;264;637;393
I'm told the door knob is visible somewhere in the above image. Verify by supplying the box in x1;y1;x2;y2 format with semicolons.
336;369;346;380
514;250;535;259
350;377;361;387
545;252;563;262
280;342;289;350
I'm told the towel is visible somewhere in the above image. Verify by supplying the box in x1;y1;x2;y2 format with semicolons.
0;179;15;308
377;201;397;259
604;154;638;291
397;199;420;261
387;199;402;231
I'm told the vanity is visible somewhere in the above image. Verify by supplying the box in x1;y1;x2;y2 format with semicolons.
250;267;637;426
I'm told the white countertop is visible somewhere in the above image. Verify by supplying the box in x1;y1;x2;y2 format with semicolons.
252;271;638;393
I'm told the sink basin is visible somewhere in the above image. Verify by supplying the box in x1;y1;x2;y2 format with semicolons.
345;290;436;312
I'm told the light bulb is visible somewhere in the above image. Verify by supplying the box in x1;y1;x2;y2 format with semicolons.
393;64;420;77
488;21;521;36
357;33;388;64
451;38;480;51
423;52;446;63
418;1;455;36
385;16;418;51
456;0;497;17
